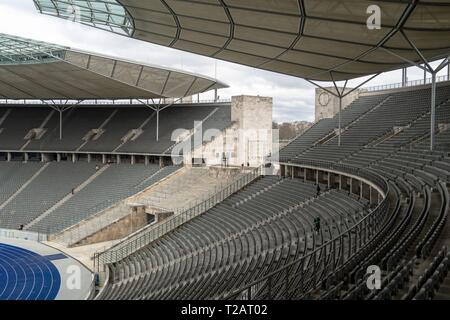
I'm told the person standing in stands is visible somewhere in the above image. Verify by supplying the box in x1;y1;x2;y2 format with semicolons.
316;184;321;197
314;217;321;234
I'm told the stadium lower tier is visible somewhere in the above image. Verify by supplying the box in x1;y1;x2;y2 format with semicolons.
98;176;370;300
0;162;179;233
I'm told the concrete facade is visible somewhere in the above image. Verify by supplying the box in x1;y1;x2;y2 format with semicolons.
315;87;360;122
74;205;150;247
185;95;274;167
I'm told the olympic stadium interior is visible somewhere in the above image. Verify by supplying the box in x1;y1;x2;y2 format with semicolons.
0;0;450;302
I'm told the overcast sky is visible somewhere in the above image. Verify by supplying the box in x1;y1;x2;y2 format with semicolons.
0;0;448;122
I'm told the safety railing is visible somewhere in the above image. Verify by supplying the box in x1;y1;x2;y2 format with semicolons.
0;98;231;106
0;228;48;242
288;159;388;195
364;75;449;92
223;160;390;300
93;166;264;272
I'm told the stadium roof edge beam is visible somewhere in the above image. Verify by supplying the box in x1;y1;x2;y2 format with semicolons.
33;0;450;82
0;33;228;100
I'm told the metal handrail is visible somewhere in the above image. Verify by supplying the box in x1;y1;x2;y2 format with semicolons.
0;228;47;242
364;75;449;92
94;166;264;271
0;98;232;106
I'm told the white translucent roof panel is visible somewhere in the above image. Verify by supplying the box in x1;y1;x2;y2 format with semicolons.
0;33;227;99
34;0;450;81
33;0;134;35
0;33;65;64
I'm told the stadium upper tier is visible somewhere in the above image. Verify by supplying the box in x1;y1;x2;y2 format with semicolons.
0;33;227;100
279;83;450;162
34;0;450;81
0;104;231;155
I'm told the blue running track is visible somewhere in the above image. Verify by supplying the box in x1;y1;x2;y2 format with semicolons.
0;243;61;300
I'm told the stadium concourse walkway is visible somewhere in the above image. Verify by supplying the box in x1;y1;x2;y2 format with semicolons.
0;237;92;300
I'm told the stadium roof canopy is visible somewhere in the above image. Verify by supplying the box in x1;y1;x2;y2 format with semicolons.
0;33;227;100
33;0;450;81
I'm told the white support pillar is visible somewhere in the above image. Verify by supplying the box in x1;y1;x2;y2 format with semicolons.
360;181;363;199
369;186;373;204
116;154;121;164
102;154;106;164
327;172;331;189
338;96;342;146
350;178;353;194
57;153;61;162
59;109;63;140
431;72;437;151
424;64;427;83
339;175;342;190
402;68;407;87
87;154;92;163
7;152;11;162
214;88;218;102
315;170;319;184
72;153;76;163
156;108;160;142
145;155;149;166
24;153;29;163
303;168;307;182
131;155;136;165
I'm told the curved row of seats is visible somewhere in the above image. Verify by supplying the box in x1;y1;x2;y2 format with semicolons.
311;147;449;300
96;84;450;300
275;85;450;300
98;176;369;300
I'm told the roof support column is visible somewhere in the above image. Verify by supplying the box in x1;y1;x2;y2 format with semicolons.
306;73;379;149
338;96;342;147
423;64;427;84
138;95;189;143
382;33;450;151
41;100;83;140
59;108;63;140
156;106;160;142
448;63;450;81
430;72;436;151
402;68;408;87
